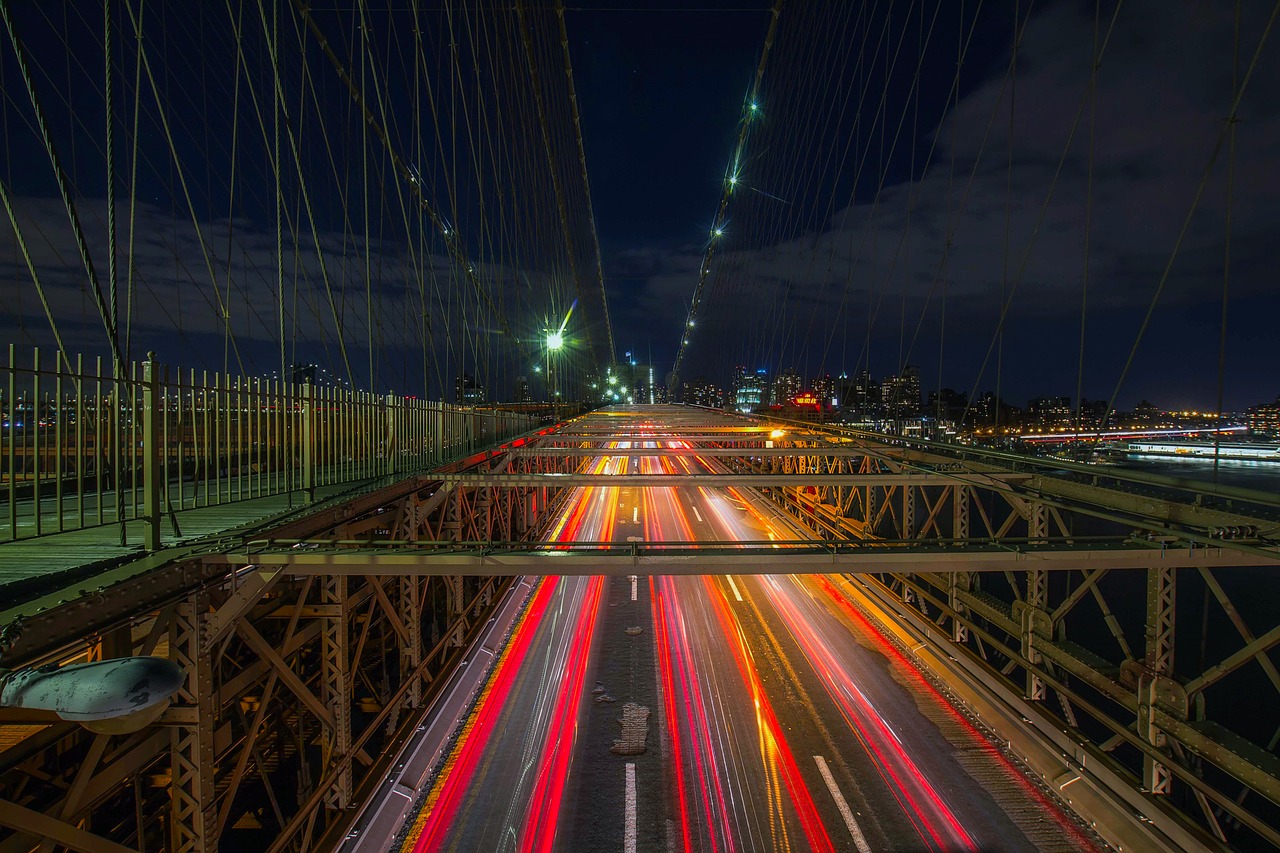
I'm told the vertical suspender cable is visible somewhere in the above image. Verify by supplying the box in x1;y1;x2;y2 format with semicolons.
937;0;963;421
360;8;373;392
1213;1;1241;483
960;1;1125;431
125;0;144;366
1074;0;1099;444
123;0;246;375
555;0;615;367
254;0;354;386
514;0;599;374
670;0;784;392
997;0;1017;433
104;0;118;369
273;2;285;385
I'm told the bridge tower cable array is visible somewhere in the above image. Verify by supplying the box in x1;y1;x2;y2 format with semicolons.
668;0;784;392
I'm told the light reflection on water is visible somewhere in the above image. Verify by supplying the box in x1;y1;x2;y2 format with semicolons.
1115;457;1280;492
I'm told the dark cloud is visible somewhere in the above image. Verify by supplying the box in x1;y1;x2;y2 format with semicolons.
0;193;560;397
610;0;1280;409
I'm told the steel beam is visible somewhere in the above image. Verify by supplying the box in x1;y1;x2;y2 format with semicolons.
169;592;216;852
212;544;1279;574
320;575;352;808
504;446;907;457
436;472;1030;487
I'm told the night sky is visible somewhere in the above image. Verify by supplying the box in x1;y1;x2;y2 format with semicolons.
1;1;1278;411
563;0;1280;412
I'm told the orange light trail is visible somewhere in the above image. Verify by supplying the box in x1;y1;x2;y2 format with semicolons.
814;576;1100;850
701;576;836;853
759;575;973;851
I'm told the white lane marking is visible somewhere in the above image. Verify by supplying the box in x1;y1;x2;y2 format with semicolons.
633;507;639;524
630;575;638;601
814;755;873;853
725;575;744;602
691;505;703;524
625;762;638;853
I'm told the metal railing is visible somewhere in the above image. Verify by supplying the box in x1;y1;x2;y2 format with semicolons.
1;346;540;546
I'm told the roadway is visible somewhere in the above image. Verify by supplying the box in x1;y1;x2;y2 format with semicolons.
396;416;1104;852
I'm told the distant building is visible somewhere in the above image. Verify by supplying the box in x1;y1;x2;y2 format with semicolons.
772;369;803;407
1077;398;1110;430
974;391;1018;428
1028;396;1073;430
685;377;724;408
455;373;486;405
514;376;532;403
731;366;769;411
927;388;968;422
1247;397;1280;437
811;374;836;407
1131;400;1160;425
848;370;877;415
881;366;922;418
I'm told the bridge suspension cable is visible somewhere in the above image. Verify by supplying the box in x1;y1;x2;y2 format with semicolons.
668;0;784;392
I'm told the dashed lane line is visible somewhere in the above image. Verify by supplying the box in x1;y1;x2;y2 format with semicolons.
725;575;744;602
814;755;873;853
625;762;637;853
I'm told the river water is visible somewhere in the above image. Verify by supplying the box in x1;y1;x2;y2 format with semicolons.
1114;455;1280;493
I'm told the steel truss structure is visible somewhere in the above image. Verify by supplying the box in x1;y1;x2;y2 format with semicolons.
214;408;1280;849
721;417;1280;850
0;434;561;851
3;406;1280;850
263;408;1280;850
0;561;512;851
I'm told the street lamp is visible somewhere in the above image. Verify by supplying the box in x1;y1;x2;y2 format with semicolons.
544;330;565;420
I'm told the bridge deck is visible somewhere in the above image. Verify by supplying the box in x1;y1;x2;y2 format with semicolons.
0;481;375;612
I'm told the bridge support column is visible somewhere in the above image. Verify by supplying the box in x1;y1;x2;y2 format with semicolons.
321;575;352;809
1025;502;1049;701
398;576;423;721
301;382;316;502
169;592;217;852
949;572;970;644
385;394;398;478
142;353;162;551
902;485;915;540
1141;565;1177;796
430;404;441;465
445;576;467;648
952;484;968;544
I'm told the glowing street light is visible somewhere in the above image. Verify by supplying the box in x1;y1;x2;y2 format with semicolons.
546;331;564;351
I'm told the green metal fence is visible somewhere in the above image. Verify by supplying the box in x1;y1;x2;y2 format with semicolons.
1;346;540;546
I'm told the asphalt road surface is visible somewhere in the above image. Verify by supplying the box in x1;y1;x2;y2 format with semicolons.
398;436;1103;852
